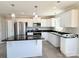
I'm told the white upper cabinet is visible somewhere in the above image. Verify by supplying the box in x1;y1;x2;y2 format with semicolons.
41;19;52;27
15;18;52;27
51;18;60;27
33;19;52;27
58;9;79;27
71;9;79;27
7;20;14;37
51;18;56;27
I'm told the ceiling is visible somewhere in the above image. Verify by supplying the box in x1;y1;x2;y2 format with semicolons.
0;1;78;17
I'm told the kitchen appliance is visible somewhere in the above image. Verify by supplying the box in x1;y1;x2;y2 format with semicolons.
33;23;41;37
14;22;27;40
33;23;41;27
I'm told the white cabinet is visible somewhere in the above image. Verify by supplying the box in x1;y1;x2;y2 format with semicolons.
59;9;79;27
28;21;33;27
60;37;78;57
41;19;52;27
59;10;71;27
15;18;52;27
26;19;33;27
7;20;14;37
47;33;60;47
16;19;33;27
7;40;42;58
42;32;48;40
51;18;60;27
33;19;52;27
51;18;56;27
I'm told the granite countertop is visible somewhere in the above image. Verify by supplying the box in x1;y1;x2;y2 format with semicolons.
50;32;78;38
26;30;70;34
2;35;44;42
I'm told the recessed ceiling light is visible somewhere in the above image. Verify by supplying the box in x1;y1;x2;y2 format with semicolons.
11;13;15;17
35;15;38;18
33;12;36;15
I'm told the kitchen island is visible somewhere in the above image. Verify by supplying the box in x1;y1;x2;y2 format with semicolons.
2;35;43;58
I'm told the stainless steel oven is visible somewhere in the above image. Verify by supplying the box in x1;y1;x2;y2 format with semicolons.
33;23;41;37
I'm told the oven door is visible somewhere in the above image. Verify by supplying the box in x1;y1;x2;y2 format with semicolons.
33;32;41;37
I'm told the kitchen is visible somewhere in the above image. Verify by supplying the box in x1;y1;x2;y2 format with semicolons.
0;1;79;58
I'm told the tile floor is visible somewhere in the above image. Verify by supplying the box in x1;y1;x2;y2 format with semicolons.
37;40;65;58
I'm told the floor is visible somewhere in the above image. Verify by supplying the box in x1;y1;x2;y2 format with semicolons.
36;40;65;58
0;41;78;58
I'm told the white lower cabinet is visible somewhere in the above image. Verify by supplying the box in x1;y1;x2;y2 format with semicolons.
47;33;60;47
60;37;78;57
42;32;48;40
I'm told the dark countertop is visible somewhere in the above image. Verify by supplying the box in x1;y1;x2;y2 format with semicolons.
2;35;44;42
50;32;78;38
2;28;75;42
26;30;70;34
26;29;78;38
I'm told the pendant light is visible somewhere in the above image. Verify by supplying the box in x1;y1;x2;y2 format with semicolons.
33;5;41;19
10;3;16;22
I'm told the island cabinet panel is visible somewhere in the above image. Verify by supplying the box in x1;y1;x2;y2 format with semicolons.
60;37;78;57
7;40;42;58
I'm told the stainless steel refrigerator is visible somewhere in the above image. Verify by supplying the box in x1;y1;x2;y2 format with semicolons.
14;22;27;38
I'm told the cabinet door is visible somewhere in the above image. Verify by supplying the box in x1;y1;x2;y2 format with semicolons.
8;20;14;37
51;18;56;27
51;18;60;27
47;33;52;42
47;33;60;47
59;9;79;27
41;19;52;27
59;10;71;27
42;32;48;40
28;21;33;27
71;9;79;27
7;40;42;58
